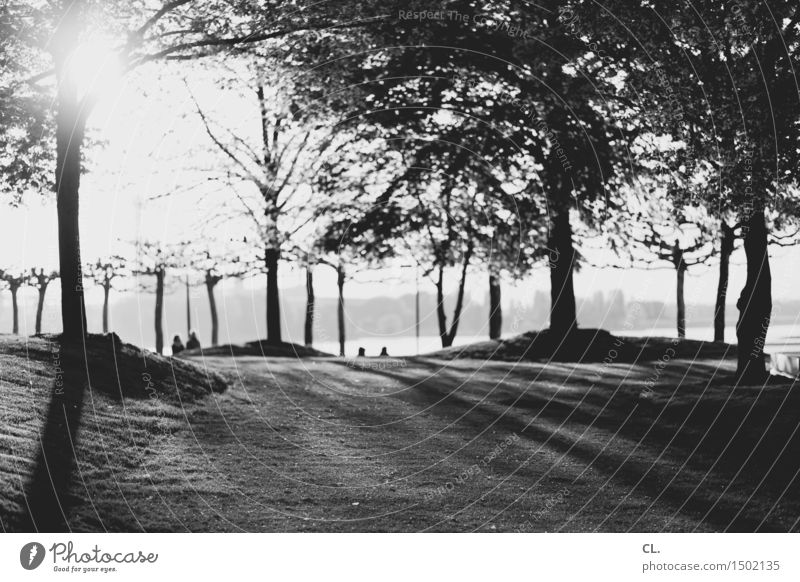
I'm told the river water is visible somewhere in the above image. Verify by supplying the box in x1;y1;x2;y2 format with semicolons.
314;323;800;357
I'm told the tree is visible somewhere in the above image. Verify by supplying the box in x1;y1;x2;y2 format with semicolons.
185;65;337;345
320;145;480;349
599;186;716;338
488;263;502;341
0;3;55;205
335;258;346;356
572;0;800;381
485;232;540;343
473;154;548;342
315;256;352;357
28;269;59;335
133;241;179;355
184;273;192;339
415;152;479;349
302;3;626;339
304;256;315;347
188;247;248;347
7;0;363;340
713;220;736;342
712;215;800;342
84;256;126;333
306;143;380;355
323;107;543;345
312;113;545;348
0;90;53;204
290;250;318;347
0;269;26;334
637;227;715;339
278;242;320;348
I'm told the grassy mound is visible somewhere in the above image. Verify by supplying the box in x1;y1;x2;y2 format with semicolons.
181;339;332;358
8;333;229;403
0;333;228;531
427;328;736;363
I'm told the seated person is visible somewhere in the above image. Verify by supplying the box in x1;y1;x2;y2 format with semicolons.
171;335;185;355
186;331;201;350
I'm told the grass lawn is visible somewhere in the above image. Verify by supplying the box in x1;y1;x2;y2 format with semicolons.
2;334;799;532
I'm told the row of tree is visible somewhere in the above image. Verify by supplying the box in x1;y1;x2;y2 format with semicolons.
2;1;799;383
0;268;57;334
0;245;347;356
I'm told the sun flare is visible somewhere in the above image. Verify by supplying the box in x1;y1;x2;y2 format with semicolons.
65;39;123;98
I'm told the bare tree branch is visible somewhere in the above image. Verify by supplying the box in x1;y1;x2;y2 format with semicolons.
185;82;264;186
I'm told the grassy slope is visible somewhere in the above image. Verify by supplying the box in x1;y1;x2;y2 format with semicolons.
150;353;798;532
2;335;799;532
180;340;332;358
428;329;737;363
0;334;226;532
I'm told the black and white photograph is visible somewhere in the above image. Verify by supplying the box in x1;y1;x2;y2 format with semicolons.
1;0;800;579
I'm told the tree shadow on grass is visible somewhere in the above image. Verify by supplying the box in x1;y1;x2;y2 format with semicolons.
19;339;88;532
355;362;799;531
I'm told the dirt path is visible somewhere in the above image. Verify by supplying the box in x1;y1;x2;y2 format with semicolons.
121;355;800;532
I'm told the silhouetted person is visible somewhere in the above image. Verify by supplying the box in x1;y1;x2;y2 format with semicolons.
172;335;185;356
186;331;201;351
380;346;389;357
357;347;366;357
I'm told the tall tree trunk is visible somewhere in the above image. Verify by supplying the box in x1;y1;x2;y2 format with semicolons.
35;286;47;335
548;204;577;335
489;270;502;340
671;241;687;339
11;287;19;335
206;279;219;347
714;221;735;342
155;271;164;355
265;248;282;344
337;262;345;356
415;269;421;354
185;277;191;337
736;211;772;383
102;283;110;334
435;249;473;348
435;264;449;347
676;265;686;339
53;1;87;341
446;248;472;346
304;264;315;347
